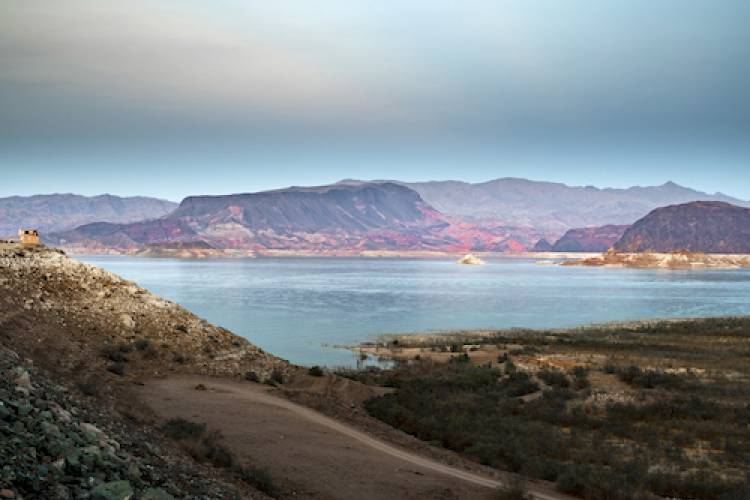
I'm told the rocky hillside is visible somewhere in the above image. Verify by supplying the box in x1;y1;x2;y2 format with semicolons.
0;347;266;499
47;183;542;253
0;245;287;386
0;194;177;238
547;224;630;252
613;201;750;253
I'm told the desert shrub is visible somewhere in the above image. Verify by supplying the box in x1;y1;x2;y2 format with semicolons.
76;381;99;396
555;470;584;496
572;367;591;390
537;368;570;388
107;362;125;376
143;346;159;359
645;470;749;499
244;371;260;383
572;366;588;378
161;418;233;467
161;418;280;495
172;354;186;364
235;464;280;498
161;418;207;440
268;368;284;385
503;370;540;397
308;365;324;377
497;352;509;363
102;345;128;362
496;477;532;500
615;365;688;390
450;353;470;364
134;338;151;350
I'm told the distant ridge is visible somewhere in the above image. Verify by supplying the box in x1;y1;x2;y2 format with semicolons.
47;183;548;253
341;178;748;231
0;194;178;237
15;177;750;255
548;225;630;252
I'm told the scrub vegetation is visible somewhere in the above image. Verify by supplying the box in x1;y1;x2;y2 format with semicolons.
353;318;750;499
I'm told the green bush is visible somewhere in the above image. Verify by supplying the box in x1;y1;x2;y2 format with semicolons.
308;365;324;377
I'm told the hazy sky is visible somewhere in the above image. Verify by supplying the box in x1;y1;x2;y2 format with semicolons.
1;0;749;201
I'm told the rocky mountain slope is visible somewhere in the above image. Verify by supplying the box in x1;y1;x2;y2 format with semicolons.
0;245;300;499
0;347;266;499
0;194;177;238
47;183;544;254
613;201;750;253
0;245;286;384
375;178;747;232
545;224;630;252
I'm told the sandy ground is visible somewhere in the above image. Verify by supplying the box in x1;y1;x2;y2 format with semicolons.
137;376;568;500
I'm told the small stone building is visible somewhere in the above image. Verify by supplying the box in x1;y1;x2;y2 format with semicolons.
19;229;40;246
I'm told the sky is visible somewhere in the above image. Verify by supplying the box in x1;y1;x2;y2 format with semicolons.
1;0;749;202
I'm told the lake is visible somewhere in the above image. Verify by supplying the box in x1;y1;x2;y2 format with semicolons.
78;256;750;367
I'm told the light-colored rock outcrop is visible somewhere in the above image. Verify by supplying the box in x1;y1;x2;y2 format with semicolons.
457;254;485;265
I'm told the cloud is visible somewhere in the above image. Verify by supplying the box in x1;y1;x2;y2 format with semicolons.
1;0;748;155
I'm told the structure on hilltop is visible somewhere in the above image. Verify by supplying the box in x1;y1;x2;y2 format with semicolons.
19;229;40;246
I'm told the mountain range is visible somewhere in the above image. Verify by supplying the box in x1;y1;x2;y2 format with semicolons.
48;183;537;253
0;194;177;238
392;178;747;231
5;178;748;254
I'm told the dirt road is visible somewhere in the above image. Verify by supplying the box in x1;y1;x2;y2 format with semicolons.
137;376;568;500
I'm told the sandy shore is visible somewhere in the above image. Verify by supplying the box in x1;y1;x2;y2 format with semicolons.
561;251;750;269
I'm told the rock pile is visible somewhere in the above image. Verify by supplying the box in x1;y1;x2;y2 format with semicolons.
0;348;258;499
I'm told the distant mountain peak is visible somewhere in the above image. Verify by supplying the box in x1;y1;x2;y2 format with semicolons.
614;201;750;253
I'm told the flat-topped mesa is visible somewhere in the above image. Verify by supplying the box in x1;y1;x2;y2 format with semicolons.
0;246;288;385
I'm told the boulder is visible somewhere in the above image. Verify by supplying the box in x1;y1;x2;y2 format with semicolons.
90;480;133;500
141;488;175;500
119;314;136;330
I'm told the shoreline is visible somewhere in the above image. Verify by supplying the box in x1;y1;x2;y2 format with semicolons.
340;315;750;359
64;247;610;260
58;245;750;263
562;251;750;269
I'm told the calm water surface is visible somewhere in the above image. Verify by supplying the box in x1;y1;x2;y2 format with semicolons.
79;256;750;367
